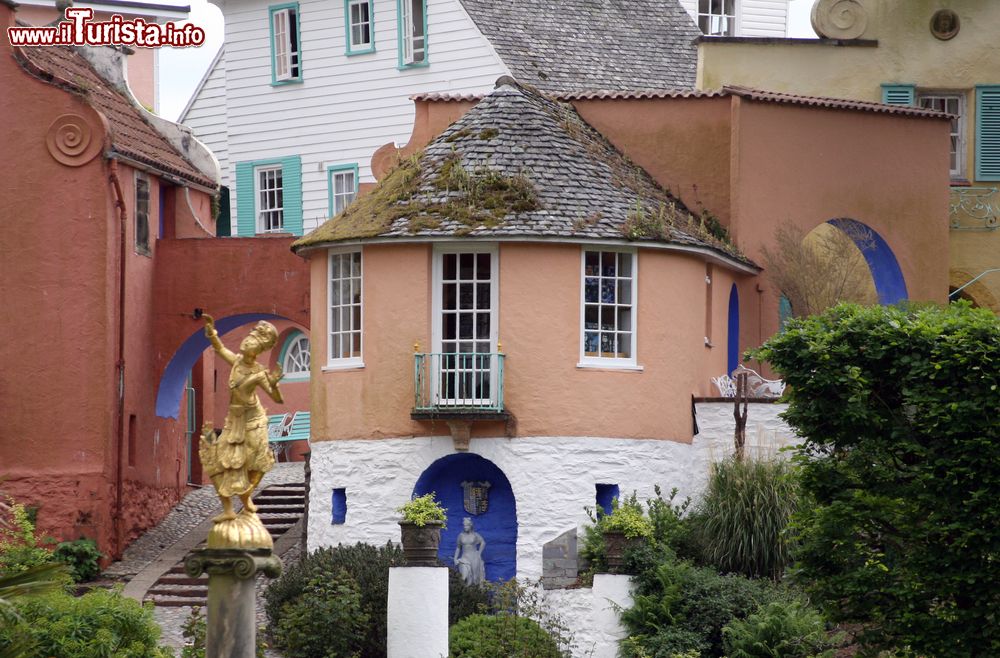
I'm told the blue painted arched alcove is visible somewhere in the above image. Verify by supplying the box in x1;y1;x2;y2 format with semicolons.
727;284;739;375
155;313;287;419
827;219;908;304
413;453;517;582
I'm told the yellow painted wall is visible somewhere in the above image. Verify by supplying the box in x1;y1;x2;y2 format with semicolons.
698;0;1000;310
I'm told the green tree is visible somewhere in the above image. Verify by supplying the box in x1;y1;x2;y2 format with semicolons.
755;302;1000;657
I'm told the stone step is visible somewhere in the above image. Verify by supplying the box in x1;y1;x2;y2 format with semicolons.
156;575;206;586
256;506;305;514
253;496;304;505
147;587;208;598
147;597;205;607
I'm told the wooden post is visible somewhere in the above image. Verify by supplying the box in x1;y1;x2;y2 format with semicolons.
734;372;748;460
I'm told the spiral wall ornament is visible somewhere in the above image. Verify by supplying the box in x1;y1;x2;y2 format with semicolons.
45;114;102;166
810;0;869;40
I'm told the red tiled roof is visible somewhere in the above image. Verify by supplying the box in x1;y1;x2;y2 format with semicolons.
16;44;216;188
554;85;953;120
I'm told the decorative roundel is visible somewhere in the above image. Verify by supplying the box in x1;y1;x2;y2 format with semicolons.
810;0;869;40
45;114;102;167
930;9;960;41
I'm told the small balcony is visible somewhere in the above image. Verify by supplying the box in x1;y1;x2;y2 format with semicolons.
412;352;506;419
950;186;1000;231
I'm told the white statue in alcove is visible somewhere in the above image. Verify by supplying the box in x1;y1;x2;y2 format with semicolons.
454;517;486;585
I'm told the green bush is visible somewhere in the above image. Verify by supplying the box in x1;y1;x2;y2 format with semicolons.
52;538;103;583
689;457;801;580
0;501;56;575
603;493;654;539
265;542;488;657
755;302;1000;656
449;613;562;658
621;559;786;658
722;601;840;658
273;571;368;658
397;492;447;527
0;586;171;657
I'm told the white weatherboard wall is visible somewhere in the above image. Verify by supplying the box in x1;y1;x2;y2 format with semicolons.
678;0;789;37
180;49;229;188
308;402;795;583
215;0;509;233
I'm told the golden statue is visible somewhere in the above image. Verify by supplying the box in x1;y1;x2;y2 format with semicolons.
199;314;282;549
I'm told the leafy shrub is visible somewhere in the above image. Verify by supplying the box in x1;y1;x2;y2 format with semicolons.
0;586;171;657
274;571;368;658
722;600;840;658
265;542;488;657
689;457;801;580
621;559;786;658
449;613;562;658
397;492;447;527
755;302;1000;656
0;501;56;575
52;538;103;583
603;493;654;539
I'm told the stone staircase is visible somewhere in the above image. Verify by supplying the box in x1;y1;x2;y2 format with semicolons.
144;482;306;607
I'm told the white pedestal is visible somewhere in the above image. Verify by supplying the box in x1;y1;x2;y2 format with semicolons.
387;566;449;658
591;574;634;658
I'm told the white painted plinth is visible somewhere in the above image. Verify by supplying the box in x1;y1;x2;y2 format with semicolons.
387;567;449;658
591;574;634;658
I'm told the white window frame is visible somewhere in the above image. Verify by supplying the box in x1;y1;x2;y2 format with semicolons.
325;248;364;370
430;244;499;405
346;0;374;54
271;5;300;82
917;91;966;179
398;0;426;66
697;0;737;36
578;248;640;370
281;332;311;380
254;164;284;234
329;167;358;215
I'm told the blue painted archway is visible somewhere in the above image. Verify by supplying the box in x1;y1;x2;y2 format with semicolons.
827;219;908;304
726;284;739;375
413;453;517;582
155;313;288;419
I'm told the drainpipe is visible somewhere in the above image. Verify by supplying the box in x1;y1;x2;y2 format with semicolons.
109;159;128;559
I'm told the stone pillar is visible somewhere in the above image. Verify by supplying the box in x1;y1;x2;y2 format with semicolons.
592;574;634;658
387;566;449;658
184;548;282;658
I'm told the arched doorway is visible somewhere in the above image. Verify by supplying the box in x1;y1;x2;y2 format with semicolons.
727;284;739;375
413;453;517;582
827;219;908;305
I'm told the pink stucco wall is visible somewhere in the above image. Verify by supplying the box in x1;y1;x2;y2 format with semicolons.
306;242;747;445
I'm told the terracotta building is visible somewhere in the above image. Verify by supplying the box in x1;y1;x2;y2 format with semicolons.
0;0;310;560
291;78;950;584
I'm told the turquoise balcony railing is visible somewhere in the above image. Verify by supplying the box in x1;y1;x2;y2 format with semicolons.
413;352;505;414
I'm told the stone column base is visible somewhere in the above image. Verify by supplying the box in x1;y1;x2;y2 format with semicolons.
387;566;448;658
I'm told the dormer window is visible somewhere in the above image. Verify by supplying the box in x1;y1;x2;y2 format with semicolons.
270;3;301;83
398;0;427;67
698;0;736;36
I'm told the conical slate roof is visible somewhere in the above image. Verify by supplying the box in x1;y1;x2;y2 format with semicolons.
294;80;747;266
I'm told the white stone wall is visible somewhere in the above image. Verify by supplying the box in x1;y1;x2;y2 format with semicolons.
308;402;795;582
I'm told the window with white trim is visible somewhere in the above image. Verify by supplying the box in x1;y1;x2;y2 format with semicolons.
329;250;362;364
918;92;966;179
271;5;301;82
346;0;373;53
399;0;426;66
255;165;284;233
281;332;311;377
698;0;736;36
331;168;357;215
581;250;636;365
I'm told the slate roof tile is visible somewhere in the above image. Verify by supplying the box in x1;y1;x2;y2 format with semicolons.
457;0;700;93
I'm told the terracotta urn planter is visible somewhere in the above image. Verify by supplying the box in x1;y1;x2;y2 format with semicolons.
399;520;444;566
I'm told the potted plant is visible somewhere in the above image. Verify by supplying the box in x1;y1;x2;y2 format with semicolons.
397;493;447;566
600;493;653;572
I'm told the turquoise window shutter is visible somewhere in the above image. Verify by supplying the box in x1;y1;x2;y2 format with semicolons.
235;161;255;237
976;86;1000;181
281;155;304;235
881;84;915;106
